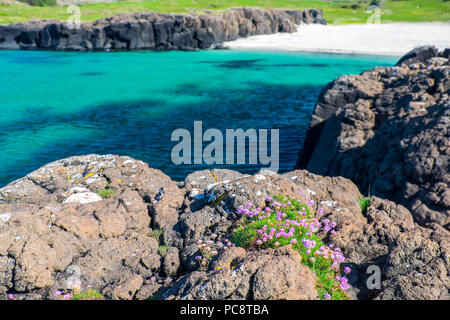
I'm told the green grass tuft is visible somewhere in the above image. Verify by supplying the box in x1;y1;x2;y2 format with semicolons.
231;195;349;300
71;288;105;300
0;0;448;25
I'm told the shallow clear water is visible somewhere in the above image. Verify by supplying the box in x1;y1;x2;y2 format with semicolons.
0;49;397;186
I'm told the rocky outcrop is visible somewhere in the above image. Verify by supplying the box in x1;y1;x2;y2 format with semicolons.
299;46;450;229
0;155;184;300
0;7;326;51
164;246;317;300
0;155;448;300
379;223;449;300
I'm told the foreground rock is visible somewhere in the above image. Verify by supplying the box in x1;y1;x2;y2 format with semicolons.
299;46;450;229
0;156;448;300
0;7;326;51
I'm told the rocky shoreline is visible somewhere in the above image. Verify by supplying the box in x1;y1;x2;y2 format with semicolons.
0;48;448;300
0;7;326;51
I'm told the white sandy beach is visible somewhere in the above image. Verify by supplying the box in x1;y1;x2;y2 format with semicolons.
225;23;450;56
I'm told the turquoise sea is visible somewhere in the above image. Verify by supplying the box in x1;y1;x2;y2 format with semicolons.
0;49;397;186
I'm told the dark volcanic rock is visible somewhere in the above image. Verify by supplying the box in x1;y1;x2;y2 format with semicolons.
0;8;325;52
284;170;449;300
299;46;450;229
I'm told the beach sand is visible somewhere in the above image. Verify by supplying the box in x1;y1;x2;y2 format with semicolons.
225;23;450;57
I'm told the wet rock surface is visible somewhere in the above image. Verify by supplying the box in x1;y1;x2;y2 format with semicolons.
0;7;326;51
300;46;450;230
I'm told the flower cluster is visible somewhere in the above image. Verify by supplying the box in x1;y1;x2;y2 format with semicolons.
54;290;74;300
233;195;351;300
195;234;232;270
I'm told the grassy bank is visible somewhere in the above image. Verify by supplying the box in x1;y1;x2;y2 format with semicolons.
0;0;449;25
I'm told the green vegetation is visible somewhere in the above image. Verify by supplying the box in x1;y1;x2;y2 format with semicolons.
0;0;448;25
17;0;56;7
231;195;349;300
97;188;115;199
358;196;371;213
